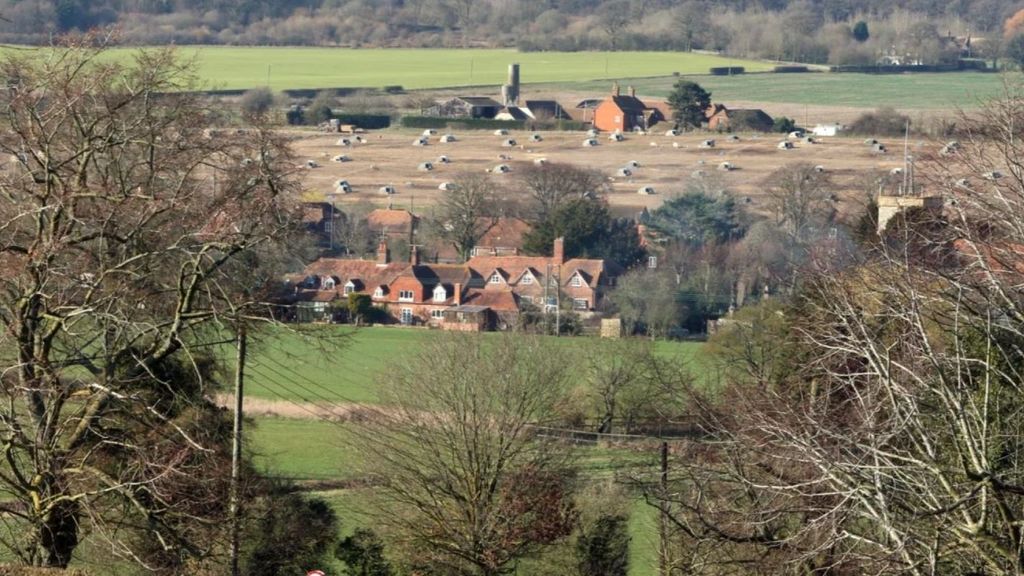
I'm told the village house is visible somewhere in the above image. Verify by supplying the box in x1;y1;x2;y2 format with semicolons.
593;83;663;132
284;237;618;330
367;208;418;242
467;237;619;313
301;201;343;246
705;104;775;132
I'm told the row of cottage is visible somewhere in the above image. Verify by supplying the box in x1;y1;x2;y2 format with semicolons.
283;237;620;331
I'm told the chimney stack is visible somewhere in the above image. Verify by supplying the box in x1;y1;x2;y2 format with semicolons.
628;85;635;97
507;63;520;106
376;240;390;266
454;282;462;305
553;237;565;265
410;244;420;266
612;81;620;97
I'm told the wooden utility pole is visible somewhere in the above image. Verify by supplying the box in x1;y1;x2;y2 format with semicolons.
229;326;247;576
659;441;670;576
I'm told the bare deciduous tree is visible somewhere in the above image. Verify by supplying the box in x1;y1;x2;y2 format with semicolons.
641;94;1024;575
0;43;301;569
352;334;578;576
519;162;606;223
432;172;498;262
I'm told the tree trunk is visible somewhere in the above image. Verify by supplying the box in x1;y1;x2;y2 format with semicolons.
38;498;79;568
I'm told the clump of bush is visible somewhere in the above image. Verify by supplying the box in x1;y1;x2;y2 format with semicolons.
848;107;911;137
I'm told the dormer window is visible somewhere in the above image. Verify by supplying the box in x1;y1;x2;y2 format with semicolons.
433;285;447;302
343;281;355;295
520;273;533;285
489;272;502;284
373;287;384;299
570;274;582;287
322;276;336;290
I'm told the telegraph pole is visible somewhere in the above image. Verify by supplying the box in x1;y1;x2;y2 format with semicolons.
229;325;247;576
659;441;670;576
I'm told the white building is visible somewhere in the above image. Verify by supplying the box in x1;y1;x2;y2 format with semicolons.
812;123;845;137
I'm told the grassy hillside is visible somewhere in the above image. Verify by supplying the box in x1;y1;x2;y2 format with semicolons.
1;46;771;91
565;70;1012;109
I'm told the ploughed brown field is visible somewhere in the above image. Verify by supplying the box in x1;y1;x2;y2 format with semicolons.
291;127;933;217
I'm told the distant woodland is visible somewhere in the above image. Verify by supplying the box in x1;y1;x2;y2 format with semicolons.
0;0;1017;65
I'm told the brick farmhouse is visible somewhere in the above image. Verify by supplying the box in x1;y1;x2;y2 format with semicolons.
284;238;620;330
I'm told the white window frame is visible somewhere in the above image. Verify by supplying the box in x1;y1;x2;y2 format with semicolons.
573;298;589;310
343;281;356;295
322;277;336;290
648;255;658;269
570;274;582;287
433;285;446;302
399;289;415;302
431;309;445;319
520;274;533;285
489;273;502;284
373;287;384;299
400;308;413;324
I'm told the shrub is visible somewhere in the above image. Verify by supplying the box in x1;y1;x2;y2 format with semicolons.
238;87;274;117
849;107;911;137
709;66;745;75
307;90;336;124
333;114;391;129
773;116;797;133
285;106;304;126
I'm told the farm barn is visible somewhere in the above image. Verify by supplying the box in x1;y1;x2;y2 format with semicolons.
423;96;503;119
594;83;664;132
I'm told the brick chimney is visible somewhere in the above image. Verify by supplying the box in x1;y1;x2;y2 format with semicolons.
410;244;420;266
454;282;462;305
553;237;565;265
628;85;635;97
376;240;390;266
612;81;620;97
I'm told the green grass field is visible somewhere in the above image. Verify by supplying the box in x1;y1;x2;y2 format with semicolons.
564;70;1014;109
241;326;708;406
2;46;771;91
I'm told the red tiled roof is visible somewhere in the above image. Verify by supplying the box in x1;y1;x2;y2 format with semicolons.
462;288;519;312
303;258;406;291
466;255;611;288
477;217;531;249
367;209;416;232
